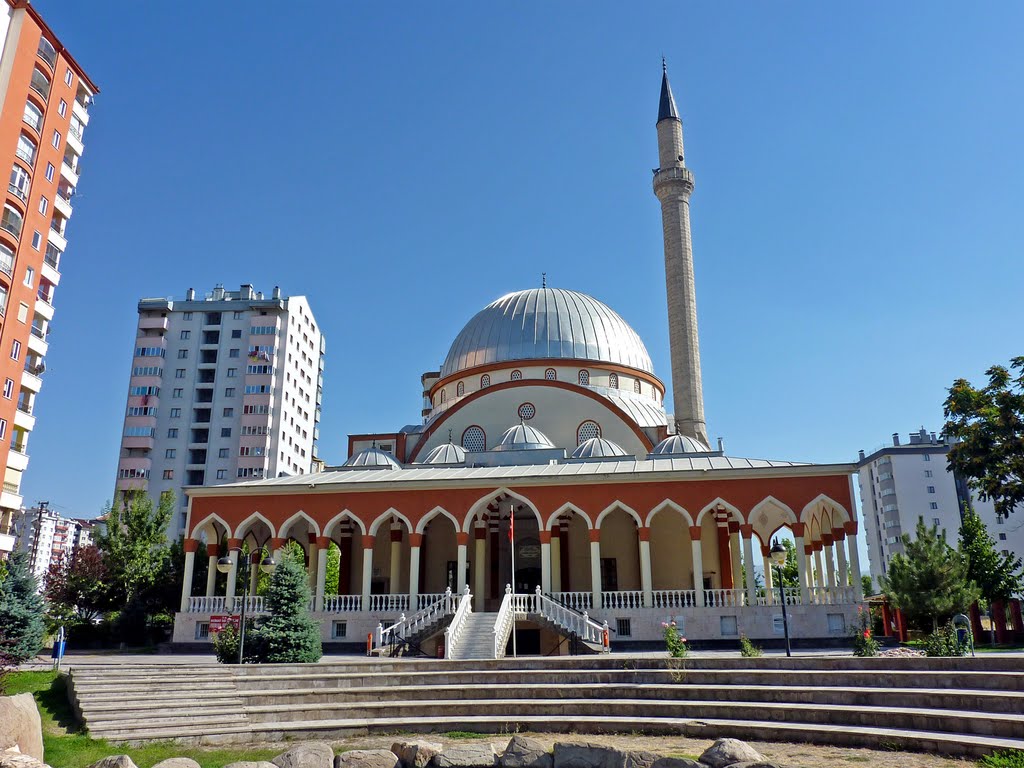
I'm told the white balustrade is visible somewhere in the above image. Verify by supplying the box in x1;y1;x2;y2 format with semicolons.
187;596;226;613
652;589;699;609
369;594;411;613
601;590;644;610
528;588;608;651
704;588;744;608
550;591;592;611
493;586;515;659
323;594;362;612
444;586;473;659
416;593;446;611
374;588;456;654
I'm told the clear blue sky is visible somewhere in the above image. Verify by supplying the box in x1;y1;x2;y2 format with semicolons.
24;2;1024;522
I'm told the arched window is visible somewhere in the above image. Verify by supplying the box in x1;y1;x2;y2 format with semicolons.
544;368;556;381
510;369;522;381
609;373;619;389
462;425;486;452
633;379;641;394
439;390;446;404
22;101;43;132
578;369;590;386
1;205;23;239
577;420;601;445
480;374;490;388
456;381;465;397
15;134;36;166
518;402;536;420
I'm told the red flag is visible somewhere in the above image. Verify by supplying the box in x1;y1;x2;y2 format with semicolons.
508;513;514;543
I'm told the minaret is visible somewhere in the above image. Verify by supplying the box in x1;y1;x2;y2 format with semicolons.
653;61;709;447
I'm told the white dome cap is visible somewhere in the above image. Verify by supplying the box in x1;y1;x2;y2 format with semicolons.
419;442;467;465
649;434;713;457
493;422;556;452
571;437;628;459
343;447;402;469
441;288;654;378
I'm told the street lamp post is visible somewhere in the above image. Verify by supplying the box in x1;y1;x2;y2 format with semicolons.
770;538;792;658
217;550;277;664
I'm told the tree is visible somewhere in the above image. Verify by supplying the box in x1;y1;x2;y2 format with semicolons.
245;555;322;663
944;357;1024;519
959;504;1023;603
0;551;45;662
777;538;800;588
93;490;174;604
44;544;112;626
861;574;874;597
881;518;979;631
324;543;340;597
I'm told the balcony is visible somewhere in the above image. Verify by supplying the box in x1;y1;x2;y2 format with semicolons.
20;367;42;393
7;182;27;204
53;190;72;219
14;405;35;432
26;329;48;357
1;209;22;240
0;484;22;512
29;71;50;100
59;161;78;188
66;127;83;157
139;316;168;332
40;259;59;288
35;296;54;322
47;225;66;253
6;445;28;472
72;97;90;126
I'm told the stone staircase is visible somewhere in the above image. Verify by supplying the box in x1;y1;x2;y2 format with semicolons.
447;612;496;659
66;656;1024;757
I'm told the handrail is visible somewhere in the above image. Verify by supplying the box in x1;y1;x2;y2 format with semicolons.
443;585;473;659
373;587;455;654
532;587;609;652
493;585;514;659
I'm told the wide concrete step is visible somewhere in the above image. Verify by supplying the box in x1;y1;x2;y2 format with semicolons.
88;712;249;729
88;713;1024;758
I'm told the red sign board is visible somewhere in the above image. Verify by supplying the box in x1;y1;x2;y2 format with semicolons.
209;614;240;633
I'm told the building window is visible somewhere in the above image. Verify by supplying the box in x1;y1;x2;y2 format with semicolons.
544;368;556;381
226;368;237;377
577;420;601;445
1000;533;1007;541
480;374;490;388
924;470;933;477
175;369;185;378
456;381;464;397
578;370;589;385
31;231;41;250
461;425;486;452
10;340;20;360
167;428;178;438
933;517;940;526
609;373;619;389
64;68;73;86
38;197;48;216
180;330;190;340
58;99;67;118
929;502;938;510
183;312;192;320
231;329;241;338
221;428;231;437
518;402;536;420
439;390;446;404
169;407;181;418
0;419;7;440
923;454;931;462
223;407;233;417
163;470;174;480
22;101;43;131
16;134;36;166
177;349;188;359
225;387;235;397
229;348;240;358
332;620;347;639
9;164;30;202
216;469;226;480
2;379;12;399
218;448;229;458
23;266;34;287
634;379;641;394
0;245;11;276
165;449;176;459
45;162;54;182
927;486;936;494
1;205;24;238
510;369;522;381
172;388;183;398
615;618;631;637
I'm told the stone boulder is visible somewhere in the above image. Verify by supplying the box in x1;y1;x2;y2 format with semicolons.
1;748;51;768
337;751;402;768
85;758;139;768
552;743;615;768
224;763;278;768
500;735;551;768
273;743;335;768
606;752;659;768
432;744;498;768
393;741;443;768
726;763;783;768
697;740;765;768
0;694;43;762
650;759;702;768
152;760;202;768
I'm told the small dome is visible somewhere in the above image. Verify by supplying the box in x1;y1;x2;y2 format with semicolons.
649;434;713;456
571;437;628;459
343;447;402;469
493;422;555;452
420;442;467;465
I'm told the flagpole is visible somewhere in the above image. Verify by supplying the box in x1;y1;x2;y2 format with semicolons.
510;502;517;659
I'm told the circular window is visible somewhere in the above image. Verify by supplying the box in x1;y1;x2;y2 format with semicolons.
633;379;641;394
456;381;465;397
481;374;490;388
544;368;556;381
609;373;619;389
577;420;601;445
462;426;486;452
511;369;522;381
518;403;536;420
578;370;590;386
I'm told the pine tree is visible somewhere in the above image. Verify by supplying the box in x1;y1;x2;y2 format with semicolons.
959;504;1023;603
247;555;322;663
0;551;45;662
882;517;980;630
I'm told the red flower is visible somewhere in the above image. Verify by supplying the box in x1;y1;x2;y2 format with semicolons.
863;630;871;639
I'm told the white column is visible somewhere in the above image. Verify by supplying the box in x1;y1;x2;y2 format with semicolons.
762;551;773;604
823;543;836;590
315;543;328;612
690;535;704;604
361;539;373;610
741;528;756;606
848;529;864;600
814;548;826;591
474;525;486;610
307;538;317;591
794;536;809;604
224;548;239;612
408;543;421;610
589;538;602;609
835;534;849;588
729;528;743;593
205;553;218;597
540;540;552;595
180;549;196;612
550;531;562;593
639;537;653;608
456;539;468;593
248;554;259;597
389;523;402;593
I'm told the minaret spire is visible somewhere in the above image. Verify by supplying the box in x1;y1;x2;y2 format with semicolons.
652;61;709;447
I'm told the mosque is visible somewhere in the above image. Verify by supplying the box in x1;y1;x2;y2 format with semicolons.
172;66;863;651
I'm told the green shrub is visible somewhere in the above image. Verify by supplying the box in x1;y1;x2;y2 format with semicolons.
0;551;45;662
980;749;1024;768
739;634;762;657
244;556;322;664
661;620;688;658
924;620;970;657
852;605;880;657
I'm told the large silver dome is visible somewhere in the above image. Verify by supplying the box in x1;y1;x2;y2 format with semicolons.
441;288;654;378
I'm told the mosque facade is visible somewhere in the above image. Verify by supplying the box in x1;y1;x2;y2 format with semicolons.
172;67;863;650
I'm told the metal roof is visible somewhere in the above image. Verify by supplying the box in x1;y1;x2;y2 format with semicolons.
440;288;654;378
494;422;556;451
658;65;680;123
651;433;712;455
571;437;628;459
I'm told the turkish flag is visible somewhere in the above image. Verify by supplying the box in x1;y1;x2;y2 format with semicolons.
508;513;514;543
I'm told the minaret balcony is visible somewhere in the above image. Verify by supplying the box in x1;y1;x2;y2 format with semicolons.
653;166;694;194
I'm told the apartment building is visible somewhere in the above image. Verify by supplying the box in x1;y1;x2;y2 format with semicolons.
15;504;93;583
115;284;325;538
856;428;1024;585
0;1;99;559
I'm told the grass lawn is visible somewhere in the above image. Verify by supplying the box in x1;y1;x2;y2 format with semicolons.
4;671;280;768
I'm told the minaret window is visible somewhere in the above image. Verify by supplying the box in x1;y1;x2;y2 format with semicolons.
634;379;641;394
456;382;465;397
518;403;536;421
577;420;601;445
578;370;590;386
510;369;522;381
461;426;486;452
439;390;446;404
609;373;619;389
544;368;556;381
480;374;490;388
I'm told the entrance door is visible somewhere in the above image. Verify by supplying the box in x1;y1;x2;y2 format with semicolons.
600;558;618;591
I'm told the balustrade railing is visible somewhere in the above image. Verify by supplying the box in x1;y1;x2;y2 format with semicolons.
374;588;457;655
416;593;446;611
369;594;410;613
525;588;608;651
550;591;592;611
493;586;515;659
444;586;473;659
704;588;745;607
188;596;226;613
652;589;699;609
323;594;361;612
601;590;644;610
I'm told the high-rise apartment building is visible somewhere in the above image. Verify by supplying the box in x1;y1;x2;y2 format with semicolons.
0;1;99;559
115;284;325;538
856;428;1024;585
15;504;94;584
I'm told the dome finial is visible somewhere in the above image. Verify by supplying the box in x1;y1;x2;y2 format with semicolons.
447;429;453;443
542;272;546;289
